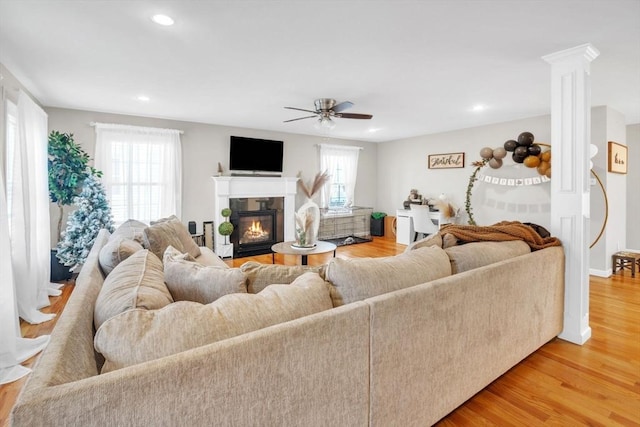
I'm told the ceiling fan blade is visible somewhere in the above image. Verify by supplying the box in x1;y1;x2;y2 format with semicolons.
283;115;318;123
337;113;373;120
284;106;318;114
332;101;353;113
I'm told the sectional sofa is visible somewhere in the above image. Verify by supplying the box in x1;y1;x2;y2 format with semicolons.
11;218;565;426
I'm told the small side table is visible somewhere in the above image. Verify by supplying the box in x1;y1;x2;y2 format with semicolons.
271;241;337;265
612;251;640;277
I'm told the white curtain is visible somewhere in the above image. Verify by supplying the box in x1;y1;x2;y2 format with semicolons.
0;91;52;385
94;123;182;225
11;91;59;324
319;144;361;209
0;167;50;384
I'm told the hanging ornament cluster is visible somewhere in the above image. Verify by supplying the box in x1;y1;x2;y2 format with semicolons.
478;131;551;178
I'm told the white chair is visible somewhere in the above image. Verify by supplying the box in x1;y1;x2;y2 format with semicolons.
410;204;440;242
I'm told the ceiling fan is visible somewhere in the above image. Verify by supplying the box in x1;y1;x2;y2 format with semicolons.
284;98;373;129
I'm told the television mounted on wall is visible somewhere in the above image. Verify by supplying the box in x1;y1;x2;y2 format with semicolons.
229;136;284;175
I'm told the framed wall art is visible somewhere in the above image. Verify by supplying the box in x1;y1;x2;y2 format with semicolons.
428;152;465;169
608;141;627;174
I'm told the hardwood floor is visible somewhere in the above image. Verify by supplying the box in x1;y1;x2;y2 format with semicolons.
1;237;638;426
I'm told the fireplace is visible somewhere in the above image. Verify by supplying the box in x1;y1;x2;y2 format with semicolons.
229;197;285;257
212;176;298;257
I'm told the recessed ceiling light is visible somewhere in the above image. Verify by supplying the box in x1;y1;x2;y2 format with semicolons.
151;14;174;26
136;95;150;102
472;104;486;112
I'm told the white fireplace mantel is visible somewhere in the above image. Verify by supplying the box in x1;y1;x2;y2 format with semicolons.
212;176;298;256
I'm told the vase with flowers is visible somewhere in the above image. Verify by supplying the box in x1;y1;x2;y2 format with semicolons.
294;171;330;248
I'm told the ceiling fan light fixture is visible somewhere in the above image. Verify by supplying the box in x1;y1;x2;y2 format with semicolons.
315;116;336;130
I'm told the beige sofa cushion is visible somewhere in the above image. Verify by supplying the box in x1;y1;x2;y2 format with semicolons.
143;215;201;260
163;246;247;304
241;261;327;293
404;233;443;252
325;246;452;307
98;236;144;275
111;219;148;243
94;249;173;329
95;272;332;372
444;240;531;274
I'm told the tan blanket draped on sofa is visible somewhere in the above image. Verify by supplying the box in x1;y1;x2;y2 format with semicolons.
440;221;562;250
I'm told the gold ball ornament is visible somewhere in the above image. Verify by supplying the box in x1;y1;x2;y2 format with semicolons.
523;155;541;168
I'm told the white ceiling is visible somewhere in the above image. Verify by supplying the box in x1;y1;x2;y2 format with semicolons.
1;0;639;143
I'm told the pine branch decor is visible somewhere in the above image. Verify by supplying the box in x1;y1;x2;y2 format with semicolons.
56;174;115;270
297;171;330;199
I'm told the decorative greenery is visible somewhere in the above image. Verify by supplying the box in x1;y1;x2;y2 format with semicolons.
218;208;234;244
465;159;488;225
48;131;100;242
56;175;114;269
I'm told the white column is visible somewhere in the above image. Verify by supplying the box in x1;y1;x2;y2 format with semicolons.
542;44;599;345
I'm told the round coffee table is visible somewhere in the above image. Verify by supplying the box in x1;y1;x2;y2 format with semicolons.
271;241;337;265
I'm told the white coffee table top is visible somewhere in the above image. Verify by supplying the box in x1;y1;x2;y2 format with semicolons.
271;240;337;256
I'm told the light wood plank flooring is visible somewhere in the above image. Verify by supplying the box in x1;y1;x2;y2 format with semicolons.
1;237;638;426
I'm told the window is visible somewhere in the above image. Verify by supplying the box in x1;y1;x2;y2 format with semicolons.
319;144;361;209
94;123;182;225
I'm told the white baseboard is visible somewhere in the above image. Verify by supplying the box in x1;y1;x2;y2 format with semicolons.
589;268;611;278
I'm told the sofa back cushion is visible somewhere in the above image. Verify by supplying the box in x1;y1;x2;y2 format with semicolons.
163;246;247;304
241;261;327;293
111;219;148;243
94;272;332;372
98;236;144;275
94;249;173;329
325;246;452;307
444;240;531;274
143;216;201;260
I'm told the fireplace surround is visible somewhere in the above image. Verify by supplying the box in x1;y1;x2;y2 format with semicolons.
212;176;298;257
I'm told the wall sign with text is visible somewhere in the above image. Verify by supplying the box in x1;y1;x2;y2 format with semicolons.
428;152;465;169
608;141;627;174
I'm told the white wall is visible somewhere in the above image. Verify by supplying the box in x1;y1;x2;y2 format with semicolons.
376;115;552;228
589;106;627;274
627;124;640;250
45;107;378;246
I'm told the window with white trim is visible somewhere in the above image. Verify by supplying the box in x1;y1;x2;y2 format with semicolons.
94;123;182;225
319;144;360;210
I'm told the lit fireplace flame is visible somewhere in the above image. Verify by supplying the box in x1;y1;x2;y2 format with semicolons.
242;220;270;242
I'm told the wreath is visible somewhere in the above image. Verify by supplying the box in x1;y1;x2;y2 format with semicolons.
465;132;551;225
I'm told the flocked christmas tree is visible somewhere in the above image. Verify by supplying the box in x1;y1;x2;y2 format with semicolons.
56;174;115;270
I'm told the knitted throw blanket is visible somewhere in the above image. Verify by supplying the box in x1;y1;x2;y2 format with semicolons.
439;221;562;251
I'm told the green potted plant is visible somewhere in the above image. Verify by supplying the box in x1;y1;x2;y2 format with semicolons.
48;131;99;280
218;208;234;257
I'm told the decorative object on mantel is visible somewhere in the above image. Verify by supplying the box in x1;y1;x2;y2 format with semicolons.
607;141;627;174
294;171;330;248
217;162;224;176
465;132;551;225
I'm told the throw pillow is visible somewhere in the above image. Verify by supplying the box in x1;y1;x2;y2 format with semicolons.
163;246;247;304
98;236;144;275
444;240;531;274
143;215;201;260
95;272;332;372
240;261;327;293
111;219;148;244
325;245;452;307
94;249;173;329
404;233;443;253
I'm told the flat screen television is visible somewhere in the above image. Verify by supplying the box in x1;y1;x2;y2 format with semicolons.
229;136;284;174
